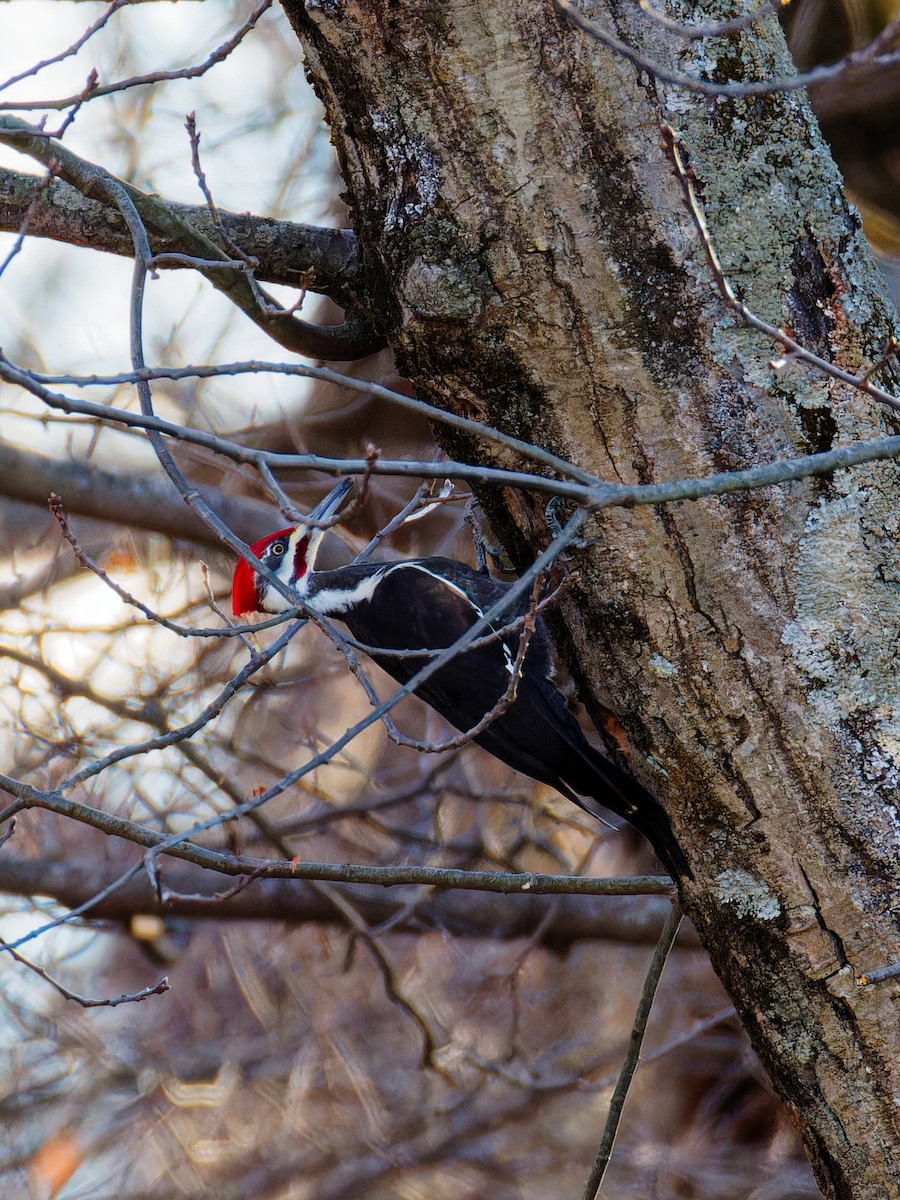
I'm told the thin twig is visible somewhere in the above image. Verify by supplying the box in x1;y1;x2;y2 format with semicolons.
6;364;900;547
356;480;437;562
185;111;250;264
1;938;169;1007
146;251;250;272
0;0;130;95
0;815;16;848
556;0;900;99
636;0;782;41
331;583;568;662
0;0;276;111
51;67;100;139
0;799;672;959
860;336;900;387
6;353;597;483
8;353;900;501
60;624;305;789
0;355;597;499
0;163;55;279
48;485;342;641
314;879;450;1077
48;492;252;638
581;902;683;1200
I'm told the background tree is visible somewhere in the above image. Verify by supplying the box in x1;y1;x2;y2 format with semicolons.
0;2;897;1198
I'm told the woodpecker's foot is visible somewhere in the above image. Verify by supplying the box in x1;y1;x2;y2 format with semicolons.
465;499;513;574
546;497;596;551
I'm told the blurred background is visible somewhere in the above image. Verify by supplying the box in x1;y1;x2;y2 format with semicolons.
0;1;895;1196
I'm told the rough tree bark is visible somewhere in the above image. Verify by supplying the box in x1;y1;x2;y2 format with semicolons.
281;1;900;1197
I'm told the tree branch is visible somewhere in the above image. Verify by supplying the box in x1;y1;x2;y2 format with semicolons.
0;0;275;111
6;358;900;518
0;166;362;297
554;0;900;98
0;937;168;1008
0;440;275;546
0;854;695;947
582;902;683;1199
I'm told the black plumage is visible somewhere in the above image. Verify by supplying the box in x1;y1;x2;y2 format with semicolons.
232;490;687;879
304;558;687;877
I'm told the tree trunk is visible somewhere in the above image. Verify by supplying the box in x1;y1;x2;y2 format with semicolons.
282;1;900;1195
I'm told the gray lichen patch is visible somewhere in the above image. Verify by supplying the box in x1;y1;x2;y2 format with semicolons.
368;106;442;233
648;652;679;678
782;480;900;772
715;868;782;920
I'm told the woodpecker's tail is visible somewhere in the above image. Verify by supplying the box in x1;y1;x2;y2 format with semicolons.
476;676;689;878
556;740;689;879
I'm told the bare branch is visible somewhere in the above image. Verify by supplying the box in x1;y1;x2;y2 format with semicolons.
0;165;54;279
0;439;274;546
314;878;447;1073
0;0;129;95
0;938;168;1007
0;784;676;960
5;358;900;525
4;353;598;484
582;902;683;1200
48;496;237;634
636;0;783;41
556;0;900;98
0;0;276;112
0;167;361;295
660;123;900;415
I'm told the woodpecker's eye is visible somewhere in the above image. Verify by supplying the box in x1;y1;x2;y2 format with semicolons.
269;541;286;558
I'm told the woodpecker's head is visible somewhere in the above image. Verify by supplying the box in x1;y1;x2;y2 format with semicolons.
231;479;352;617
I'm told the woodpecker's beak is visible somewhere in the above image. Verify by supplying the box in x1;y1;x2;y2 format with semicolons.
305;477;354;526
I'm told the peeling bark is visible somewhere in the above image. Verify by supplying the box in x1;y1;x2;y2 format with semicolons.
281;0;900;1195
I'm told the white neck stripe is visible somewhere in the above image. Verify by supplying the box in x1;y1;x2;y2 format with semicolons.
307;562;515;673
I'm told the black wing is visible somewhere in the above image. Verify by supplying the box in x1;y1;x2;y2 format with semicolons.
312;558;686;876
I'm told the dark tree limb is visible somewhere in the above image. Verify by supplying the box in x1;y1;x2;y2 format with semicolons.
0;166;362;298
0;441;275;547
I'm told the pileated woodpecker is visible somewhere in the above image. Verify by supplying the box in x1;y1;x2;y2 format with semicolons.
232;482;686;877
